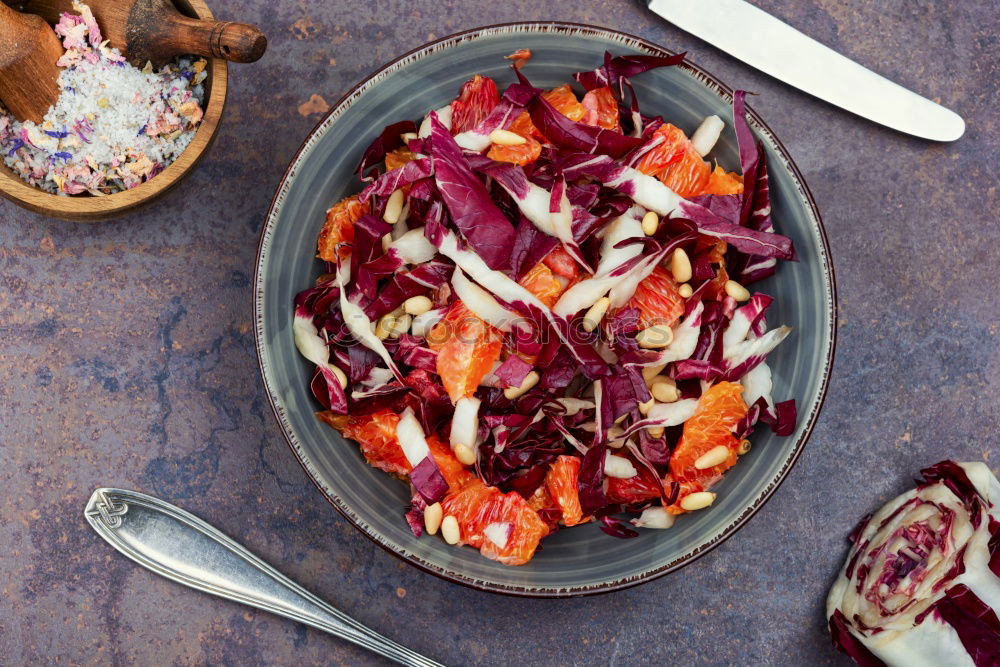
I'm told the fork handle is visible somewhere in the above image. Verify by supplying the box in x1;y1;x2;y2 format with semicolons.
84;488;443;667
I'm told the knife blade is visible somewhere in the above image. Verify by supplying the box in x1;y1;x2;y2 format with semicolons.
646;0;965;141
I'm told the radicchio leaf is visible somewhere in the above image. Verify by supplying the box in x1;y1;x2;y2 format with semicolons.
430;114;517;271
573;51;686;91
599;515;639;539
528;96;644;158
356;120;418;181
827;461;1000;667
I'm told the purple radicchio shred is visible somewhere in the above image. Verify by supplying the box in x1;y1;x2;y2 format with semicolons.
359;158;435;201
347;344;379;384
918;460;986;507
477;434;564;489
577;442;609;515
989;518;1000;578
310;366;348;413
363;260;454;320
404;492;427;537
493;354;533;389
510;215;560;280
528;96;644;158
539;348;579;392
932;585;1000;667
409;456;449;504
396;334;438;372
638;428;672;468
356;120;418;181
573;51;687;91
429;114;517;271
599;515;640;539
828;610;886;667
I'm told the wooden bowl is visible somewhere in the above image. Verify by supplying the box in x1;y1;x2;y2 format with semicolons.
0;0;227;221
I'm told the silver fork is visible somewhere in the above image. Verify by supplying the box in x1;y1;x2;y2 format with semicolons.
84;488;444;667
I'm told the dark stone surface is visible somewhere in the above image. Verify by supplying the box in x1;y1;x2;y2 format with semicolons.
1;1;996;664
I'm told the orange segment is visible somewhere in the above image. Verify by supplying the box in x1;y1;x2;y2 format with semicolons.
508;84;586;142
581;86;620;131
442;478;549;565
317;409;409;476
622;265;685;329
385;147;416;171
518;261;565;308
428;301;503;403
487;136;542;166
491;85;585;166
637;124;745;198
426;435;474;491
667;381;747;509
544;455;585;526
450;75;500;134
542;245;579;281
606;472;663;505
704;164;743;195
316;195;368;262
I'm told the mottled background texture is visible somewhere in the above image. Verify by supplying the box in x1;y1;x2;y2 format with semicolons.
1;0;997;665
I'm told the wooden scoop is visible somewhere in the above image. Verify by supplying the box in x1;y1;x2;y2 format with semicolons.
0;3;63;123
7;0;267;67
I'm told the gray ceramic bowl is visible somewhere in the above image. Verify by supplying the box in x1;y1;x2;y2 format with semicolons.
254;22;836;596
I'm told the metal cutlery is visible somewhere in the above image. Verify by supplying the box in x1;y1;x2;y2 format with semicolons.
645;0;965;141
84;488;443;667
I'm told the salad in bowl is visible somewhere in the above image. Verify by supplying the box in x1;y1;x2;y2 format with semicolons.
291;49;798;566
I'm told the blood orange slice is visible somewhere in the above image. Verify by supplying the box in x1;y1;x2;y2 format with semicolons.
623;265;685;330
316;195;368;262
442;478;548;565
317;409;409;476
667;382;748;509
427;301;502;403
544;455;585;526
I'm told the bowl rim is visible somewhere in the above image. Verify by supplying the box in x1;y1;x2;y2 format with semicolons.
254;20;838;597
0;0;228;222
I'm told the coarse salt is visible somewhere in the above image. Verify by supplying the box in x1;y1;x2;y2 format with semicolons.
0;1;207;196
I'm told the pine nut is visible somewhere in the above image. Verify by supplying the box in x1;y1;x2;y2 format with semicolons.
454;443;476;466
694;445;730;469
582;297;611;332
725;280;750;302
388;313;411;338
641;211;659;236
636;325;674;349
737;439;752;455
638;398;654;416
671;248;692;283
489;129;526;146
375;314;395;340
650;377;679;403
678;283;693;299
606;425;626;448
400;131;418;143
646;426;665;438
381;233;392;252
383;189;405;224
642;363;668;384
403;295;433;316
441;515;460;544
680;491;716;511
424;502;443;535
503;370;539;400
330;365;348;390
614;413;627;425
